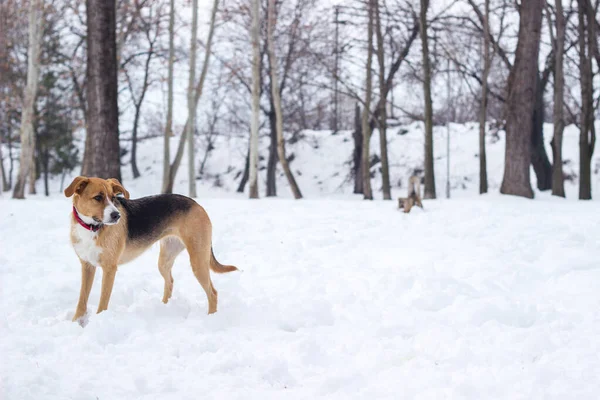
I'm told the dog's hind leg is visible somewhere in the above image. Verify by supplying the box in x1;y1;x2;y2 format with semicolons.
191;253;218;314
158;237;185;303
182;238;217;314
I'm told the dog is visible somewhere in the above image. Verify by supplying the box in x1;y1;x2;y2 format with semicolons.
65;176;237;323
397;175;424;213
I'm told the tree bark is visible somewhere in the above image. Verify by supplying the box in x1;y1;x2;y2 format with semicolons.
479;0;489;194
249;0;260;199
187;0;199;198
499;0;542;198
128;44;153;180
267;0;302;199
163;0;218;194
420;0;435;199
266;110;277;197
551;0;566;197
131;104;142;179
162;0;175;193
375;0;390;200
0;139;7;191
83;0;121;181
13;0;43;199
530;73;552;191
361;0;374;200
353;103;364;194
577;0;595;200
237;142;250;193
42;145;49;196
28;149;36;194
7;131;14;191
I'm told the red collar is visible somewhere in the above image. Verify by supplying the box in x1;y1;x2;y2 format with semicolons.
72;206;102;232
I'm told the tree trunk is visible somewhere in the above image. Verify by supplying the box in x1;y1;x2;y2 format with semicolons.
28;149;36;194
361;0;374;200
84;0;121;181
186;0;199;198
500;0;542;198
13;0;43;199
81;132;92;176
420;0;435;199
162;0;218;194
479;0;489;194
0;139;8;191
43;146;49;196
129;42;154;180
237;143;250;193
577;0;595;200
131;105;142;179
162;0;175;193
375;0;390;200
249;0;260;199
552;0;566;197
7;131;14;191
266;0;302;199
353;103;363;194
266;109;277;197
530;73;552;191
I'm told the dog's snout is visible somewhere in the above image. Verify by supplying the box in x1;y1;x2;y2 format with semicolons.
110;211;120;221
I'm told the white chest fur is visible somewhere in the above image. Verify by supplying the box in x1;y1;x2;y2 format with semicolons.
72;224;103;267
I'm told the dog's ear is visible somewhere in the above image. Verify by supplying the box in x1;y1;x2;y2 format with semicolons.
64;176;89;197
107;178;130;199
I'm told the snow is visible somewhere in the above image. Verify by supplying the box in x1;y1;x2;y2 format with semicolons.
3;120;600;398
2;191;600;399
115;120;600;200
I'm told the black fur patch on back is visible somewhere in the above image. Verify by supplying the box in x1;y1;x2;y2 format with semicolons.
115;194;195;242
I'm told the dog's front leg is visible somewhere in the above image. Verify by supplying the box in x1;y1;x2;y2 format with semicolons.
73;261;96;321
97;265;117;314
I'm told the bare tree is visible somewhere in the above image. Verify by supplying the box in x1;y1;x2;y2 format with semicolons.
13;0;43;199
249;0;261;199
124;5;161;179
163;0;219;194
420;0;435;199
500;0;543;198
0;144;7;192
83;0;121;181
267;0;302;199
187;0;199;197
353;103;363;194
548;0;566;197
577;0;595;200
375;0;391;200
361;0;374;200
162;0;175;193
478;0;490;194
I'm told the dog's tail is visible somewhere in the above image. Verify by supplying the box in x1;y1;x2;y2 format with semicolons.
210;247;238;273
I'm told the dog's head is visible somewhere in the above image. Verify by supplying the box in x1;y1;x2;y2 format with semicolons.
65;176;130;225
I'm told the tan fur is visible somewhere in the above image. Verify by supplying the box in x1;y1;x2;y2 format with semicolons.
398;175;424;213
66;176;237;322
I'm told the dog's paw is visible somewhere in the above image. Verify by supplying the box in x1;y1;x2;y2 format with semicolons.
72;310;90;327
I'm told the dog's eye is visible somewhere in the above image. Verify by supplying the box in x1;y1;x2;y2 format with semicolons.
94;195;103;202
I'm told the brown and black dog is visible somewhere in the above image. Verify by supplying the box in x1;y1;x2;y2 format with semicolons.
65;176;237;323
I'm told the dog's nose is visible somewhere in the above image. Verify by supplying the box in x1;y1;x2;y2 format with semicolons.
110;211;120;221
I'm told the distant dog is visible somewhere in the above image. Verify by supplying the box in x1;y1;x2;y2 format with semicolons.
65;176;237;323
398;175;423;213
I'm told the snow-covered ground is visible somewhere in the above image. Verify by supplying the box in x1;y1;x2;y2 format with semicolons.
3;121;600;399
2;193;600;399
